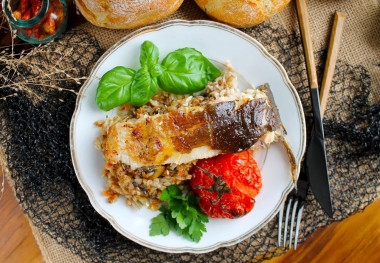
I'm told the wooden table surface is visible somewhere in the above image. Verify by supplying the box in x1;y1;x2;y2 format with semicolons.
0;176;379;263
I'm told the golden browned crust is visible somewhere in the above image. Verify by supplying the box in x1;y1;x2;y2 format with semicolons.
194;0;291;28
75;0;184;29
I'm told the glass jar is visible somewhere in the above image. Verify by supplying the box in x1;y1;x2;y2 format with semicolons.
2;0;68;44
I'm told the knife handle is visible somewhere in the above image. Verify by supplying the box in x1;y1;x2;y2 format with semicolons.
296;0;318;91
320;11;346;118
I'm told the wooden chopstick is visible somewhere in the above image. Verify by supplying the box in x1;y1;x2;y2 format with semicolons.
296;0;319;91
320;12;346;118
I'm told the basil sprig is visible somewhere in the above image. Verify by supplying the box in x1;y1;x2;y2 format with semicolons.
95;66;135;111
95;41;221;111
130;68;158;106
158;48;221;94
140;40;159;69
96;41;161;110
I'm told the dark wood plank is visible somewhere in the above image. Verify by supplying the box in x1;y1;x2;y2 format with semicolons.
267;198;380;263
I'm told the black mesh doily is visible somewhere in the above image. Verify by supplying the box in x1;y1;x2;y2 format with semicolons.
0;24;379;262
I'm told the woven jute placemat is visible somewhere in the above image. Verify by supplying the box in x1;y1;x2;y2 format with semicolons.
0;0;379;262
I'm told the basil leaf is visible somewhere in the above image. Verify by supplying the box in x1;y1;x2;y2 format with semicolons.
150;64;165;78
203;58;222;82
130;68;158;106
140;40;159;69
158;47;221;94
95;66;135;111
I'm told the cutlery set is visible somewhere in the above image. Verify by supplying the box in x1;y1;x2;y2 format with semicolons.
277;0;346;249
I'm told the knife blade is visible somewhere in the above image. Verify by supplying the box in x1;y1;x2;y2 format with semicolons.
296;0;333;217
306;90;333;217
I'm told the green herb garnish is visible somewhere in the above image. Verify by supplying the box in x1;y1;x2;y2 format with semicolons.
158;47;221;94
149;185;209;243
95;41;221;111
130;67;158;106
95;66;135;111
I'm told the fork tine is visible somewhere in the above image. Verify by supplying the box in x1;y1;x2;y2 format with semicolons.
278;203;284;247
294;204;304;250
283;197;293;247
288;198;298;248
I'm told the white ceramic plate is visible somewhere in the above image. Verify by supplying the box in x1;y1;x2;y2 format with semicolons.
70;20;306;253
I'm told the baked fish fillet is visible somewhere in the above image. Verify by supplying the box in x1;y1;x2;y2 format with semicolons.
103;77;296;175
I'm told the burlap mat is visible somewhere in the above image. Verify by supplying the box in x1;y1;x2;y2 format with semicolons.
0;0;379;262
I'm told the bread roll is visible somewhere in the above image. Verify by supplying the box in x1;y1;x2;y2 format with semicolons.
75;0;184;29
194;0;291;28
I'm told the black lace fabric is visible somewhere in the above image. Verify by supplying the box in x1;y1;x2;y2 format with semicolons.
0;25;378;262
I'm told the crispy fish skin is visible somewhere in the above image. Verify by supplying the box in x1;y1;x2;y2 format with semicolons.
103;83;291;171
105;106;219;168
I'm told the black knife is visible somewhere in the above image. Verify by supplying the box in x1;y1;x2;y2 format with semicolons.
296;0;333;217
305;90;333;217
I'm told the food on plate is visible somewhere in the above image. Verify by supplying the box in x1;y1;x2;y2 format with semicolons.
194;0;291;28
95;41;161;110
74;0;183;29
96;66;137;111
94;44;296;241
102;69;294;171
158;47;221;94
96;67;295;210
148;151;262;242
95;41;221;110
190;151;262;219
149;185;209;242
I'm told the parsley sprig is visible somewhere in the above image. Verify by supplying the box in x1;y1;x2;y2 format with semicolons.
149;185;209;243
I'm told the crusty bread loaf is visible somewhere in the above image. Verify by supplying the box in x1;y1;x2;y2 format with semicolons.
75;0;184;29
194;0;291;28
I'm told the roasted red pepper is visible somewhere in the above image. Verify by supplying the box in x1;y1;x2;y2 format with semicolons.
12;10;22;19
12;0;64;39
190;151;262;219
19;0;29;14
42;9;55;34
31;0;42;17
21;8;31;20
